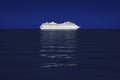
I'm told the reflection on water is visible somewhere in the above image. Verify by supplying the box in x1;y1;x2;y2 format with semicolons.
40;49;76;52
40;63;77;68
40;54;75;59
40;30;77;68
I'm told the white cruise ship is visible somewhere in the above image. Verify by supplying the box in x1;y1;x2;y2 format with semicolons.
40;21;80;30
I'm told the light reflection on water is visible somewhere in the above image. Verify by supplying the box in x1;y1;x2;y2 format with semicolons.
40;30;77;68
40;54;75;59
40;63;77;68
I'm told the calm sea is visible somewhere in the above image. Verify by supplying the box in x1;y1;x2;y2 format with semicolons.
0;29;120;80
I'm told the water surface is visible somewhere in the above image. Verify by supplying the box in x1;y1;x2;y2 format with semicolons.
0;29;120;80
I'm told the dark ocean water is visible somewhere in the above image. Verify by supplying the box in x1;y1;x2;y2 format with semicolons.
0;29;120;80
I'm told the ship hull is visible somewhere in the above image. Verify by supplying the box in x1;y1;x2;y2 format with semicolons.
40;27;79;30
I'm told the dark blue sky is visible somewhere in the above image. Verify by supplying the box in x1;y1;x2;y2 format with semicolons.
0;0;120;29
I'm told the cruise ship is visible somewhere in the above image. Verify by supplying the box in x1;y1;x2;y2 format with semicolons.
40;21;80;30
